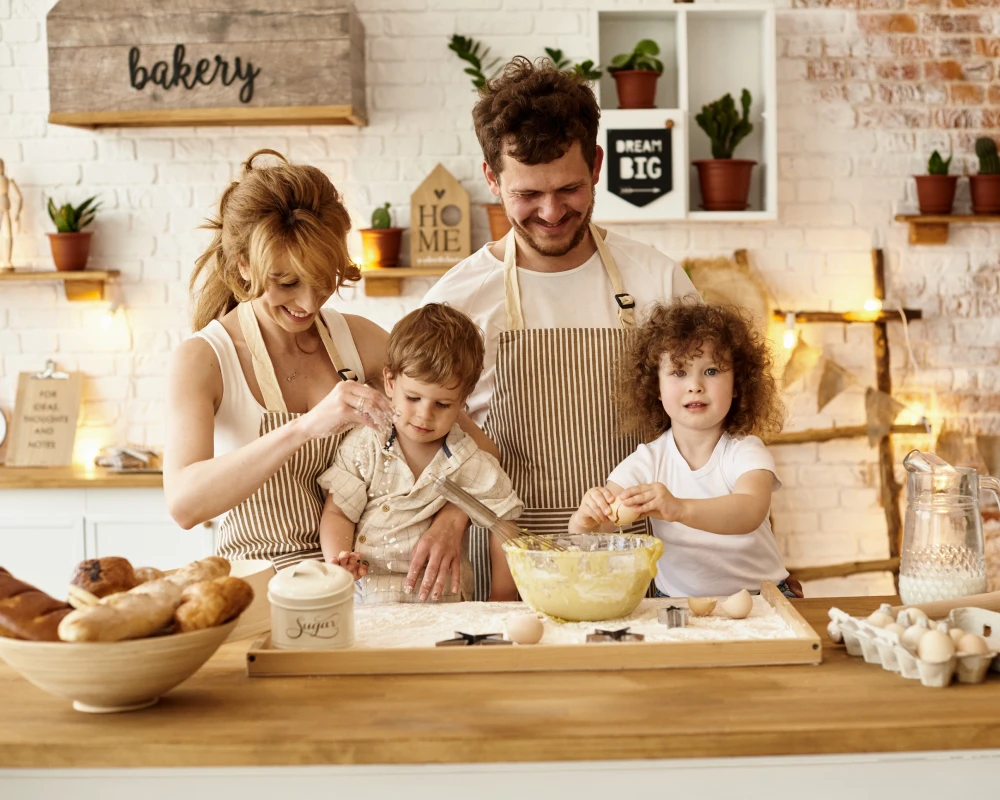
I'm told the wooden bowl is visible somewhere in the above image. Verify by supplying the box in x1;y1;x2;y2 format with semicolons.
0;620;236;713
225;560;275;642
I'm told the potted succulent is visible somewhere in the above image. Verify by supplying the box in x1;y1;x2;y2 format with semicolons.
970;137;1000;215
359;203;403;268
914;150;957;215
693;90;755;212
607;39;663;109
47;196;99;271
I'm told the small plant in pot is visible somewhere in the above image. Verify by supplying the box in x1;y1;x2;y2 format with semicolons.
359;203;404;268
47;196;99;271
607;39;663;109
693;90;755;212
914;150;957;215
970;137;1000;215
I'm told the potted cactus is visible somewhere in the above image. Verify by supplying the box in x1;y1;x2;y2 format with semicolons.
359;203;404;268
47;195;100;271
607;39;663;109
970;137;1000;215
693;90;756;212
914;150;957;215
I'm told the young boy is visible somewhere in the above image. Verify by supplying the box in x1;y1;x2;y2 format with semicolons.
317;303;523;604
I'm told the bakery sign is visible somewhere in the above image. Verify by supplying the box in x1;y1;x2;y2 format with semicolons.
606;128;673;208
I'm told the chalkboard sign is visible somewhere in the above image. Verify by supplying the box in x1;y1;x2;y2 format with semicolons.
606;128;673;208
5;363;82;467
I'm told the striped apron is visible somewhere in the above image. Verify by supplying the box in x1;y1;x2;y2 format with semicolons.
217;301;357;571
470;223;649;599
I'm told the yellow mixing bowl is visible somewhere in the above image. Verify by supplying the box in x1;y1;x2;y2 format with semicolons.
503;533;663;622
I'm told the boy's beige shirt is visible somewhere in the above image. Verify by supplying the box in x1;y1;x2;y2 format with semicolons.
318;423;523;604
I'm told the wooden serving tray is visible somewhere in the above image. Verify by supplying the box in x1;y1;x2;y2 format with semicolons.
246;582;821;677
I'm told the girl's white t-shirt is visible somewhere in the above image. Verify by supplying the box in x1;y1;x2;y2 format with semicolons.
607;429;788;597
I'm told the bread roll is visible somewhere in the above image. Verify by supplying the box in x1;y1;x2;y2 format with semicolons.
174;577;254;633
164;556;230;589
133;566;165;585
58;579;183;643
69;557;137;599
0;567;72;641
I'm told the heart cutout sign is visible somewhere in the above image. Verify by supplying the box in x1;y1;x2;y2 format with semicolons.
434;189;445;199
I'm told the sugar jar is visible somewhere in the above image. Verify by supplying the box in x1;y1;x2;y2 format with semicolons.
267;560;355;650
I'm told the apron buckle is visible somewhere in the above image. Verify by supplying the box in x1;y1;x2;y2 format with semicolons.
338;367;358;382
615;293;636;310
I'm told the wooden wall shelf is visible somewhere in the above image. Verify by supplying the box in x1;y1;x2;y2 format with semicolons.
895;213;1000;246
771;309;922;324
0;269;119;301
360;267;453;297
772;423;927;446
49;106;366;130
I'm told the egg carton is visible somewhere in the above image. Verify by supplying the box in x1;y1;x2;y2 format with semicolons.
828;606;997;689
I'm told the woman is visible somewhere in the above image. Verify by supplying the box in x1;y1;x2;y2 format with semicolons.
164;149;483;601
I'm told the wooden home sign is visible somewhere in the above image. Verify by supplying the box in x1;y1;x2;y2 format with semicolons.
409;164;471;269
46;0;366;129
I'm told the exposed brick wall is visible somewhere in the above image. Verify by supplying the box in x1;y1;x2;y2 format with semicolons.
2;0;999;596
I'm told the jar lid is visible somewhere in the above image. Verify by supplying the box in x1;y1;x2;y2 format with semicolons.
267;560;354;608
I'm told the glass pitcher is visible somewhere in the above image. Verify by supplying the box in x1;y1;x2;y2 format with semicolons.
898;450;999;604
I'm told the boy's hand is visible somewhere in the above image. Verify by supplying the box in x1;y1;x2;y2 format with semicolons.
619;483;684;523
325;551;369;581
570;487;616;532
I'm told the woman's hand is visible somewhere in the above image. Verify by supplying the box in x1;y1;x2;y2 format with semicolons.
297;380;395;441
619;483;684;523
406;503;467;601
570;487;616;532
326;550;369;581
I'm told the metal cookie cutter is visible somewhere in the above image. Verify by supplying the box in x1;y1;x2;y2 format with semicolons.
657;606;688;628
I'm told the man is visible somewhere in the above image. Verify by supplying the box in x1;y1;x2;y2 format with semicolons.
424;58;795;600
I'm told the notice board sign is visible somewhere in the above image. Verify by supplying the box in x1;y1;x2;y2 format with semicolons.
606;128;672;208
6;363;82;467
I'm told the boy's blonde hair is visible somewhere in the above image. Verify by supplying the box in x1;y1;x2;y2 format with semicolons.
617;299;785;441
386;304;485;399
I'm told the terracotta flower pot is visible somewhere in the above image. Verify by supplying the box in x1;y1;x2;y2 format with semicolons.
693;159;756;211
359;227;403;268
47;232;92;271
914;175;958;215
611;70;660;110
969;175;1000;215
482;203;512;241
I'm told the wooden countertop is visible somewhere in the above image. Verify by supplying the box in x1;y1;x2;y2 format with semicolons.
0;464;163;489
2;596;999;768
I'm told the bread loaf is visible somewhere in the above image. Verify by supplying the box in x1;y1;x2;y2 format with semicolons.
57;579;183;643
69;557;138;599
164;556;230;589
133;566;165;585
0;567;72;641
174;577;254;632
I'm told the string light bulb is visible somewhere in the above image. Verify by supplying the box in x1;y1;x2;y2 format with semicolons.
782;312;797;350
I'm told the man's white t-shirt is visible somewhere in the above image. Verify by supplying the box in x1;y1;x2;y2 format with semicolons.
421;230;698;425
608;429;788;598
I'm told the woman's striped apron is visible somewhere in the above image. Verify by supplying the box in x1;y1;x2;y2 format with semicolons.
217;301;357;571
469;223;649;599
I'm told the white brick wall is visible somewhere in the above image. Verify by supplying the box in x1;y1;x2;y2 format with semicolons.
3;0;997;598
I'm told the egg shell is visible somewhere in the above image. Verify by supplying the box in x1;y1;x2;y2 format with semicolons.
609;497;641;527
504;613;544;645
903;607;929;626
957;632;990;655
901;623;930;653
917;629;956;663
687;596;717;616
884;623;906;638
948;627;966;647
867;610;893;628
720;589;753;620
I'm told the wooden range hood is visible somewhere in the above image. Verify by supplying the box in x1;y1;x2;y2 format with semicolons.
46;0;366;129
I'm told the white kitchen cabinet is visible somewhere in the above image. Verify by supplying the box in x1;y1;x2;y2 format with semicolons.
0;490;86;597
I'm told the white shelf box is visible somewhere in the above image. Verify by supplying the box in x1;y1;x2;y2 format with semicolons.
593;3;777;222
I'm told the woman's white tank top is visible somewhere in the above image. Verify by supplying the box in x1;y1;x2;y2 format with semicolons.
193;308;367;459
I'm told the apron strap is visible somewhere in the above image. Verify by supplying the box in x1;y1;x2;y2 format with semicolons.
502;222;636;331
237;302;357;414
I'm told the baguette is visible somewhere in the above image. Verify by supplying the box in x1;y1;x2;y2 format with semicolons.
0;567;72;641
69;557;138;599
57;579;183;643
174;577;254;633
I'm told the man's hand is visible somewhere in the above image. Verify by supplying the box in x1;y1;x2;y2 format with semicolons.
405;502;468;601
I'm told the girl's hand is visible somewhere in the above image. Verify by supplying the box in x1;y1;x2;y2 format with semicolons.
298;380;395;441
570;487;616;532
619;483;685;523
325;550;370;581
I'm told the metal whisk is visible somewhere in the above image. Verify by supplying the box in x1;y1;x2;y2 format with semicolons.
432;475;567;552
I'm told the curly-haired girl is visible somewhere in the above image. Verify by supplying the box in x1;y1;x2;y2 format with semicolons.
568;299;798;598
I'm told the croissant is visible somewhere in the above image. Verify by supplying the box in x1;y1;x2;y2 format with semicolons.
173;577;254;633
164;556;230;589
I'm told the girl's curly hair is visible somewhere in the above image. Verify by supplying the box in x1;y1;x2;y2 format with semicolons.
617;300;785;442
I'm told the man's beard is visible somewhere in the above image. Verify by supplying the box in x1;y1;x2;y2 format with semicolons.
506;190;595;258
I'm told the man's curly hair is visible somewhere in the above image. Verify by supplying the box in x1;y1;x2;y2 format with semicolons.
617;300;785;442
472;56;600;177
